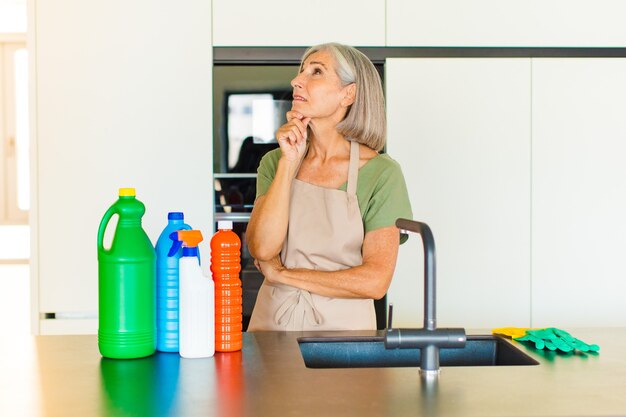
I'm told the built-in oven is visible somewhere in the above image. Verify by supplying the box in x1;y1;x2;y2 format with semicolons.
213;64;297;330
213;55;387;330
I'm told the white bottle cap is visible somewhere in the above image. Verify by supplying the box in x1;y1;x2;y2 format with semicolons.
218;220;233;230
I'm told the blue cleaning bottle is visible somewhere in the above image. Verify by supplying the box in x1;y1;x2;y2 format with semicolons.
155;212;192;352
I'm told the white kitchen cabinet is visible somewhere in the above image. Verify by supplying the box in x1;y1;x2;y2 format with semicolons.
387;0;626;47
32;0;213;334
386;58;532;328
212;0;385;47
531;59;626;327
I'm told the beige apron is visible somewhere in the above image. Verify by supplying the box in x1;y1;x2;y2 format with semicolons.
248;140;376;331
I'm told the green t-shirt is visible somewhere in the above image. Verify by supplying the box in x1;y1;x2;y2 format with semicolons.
256;148;413;243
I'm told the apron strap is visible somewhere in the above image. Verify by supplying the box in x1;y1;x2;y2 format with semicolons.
347;140;360;196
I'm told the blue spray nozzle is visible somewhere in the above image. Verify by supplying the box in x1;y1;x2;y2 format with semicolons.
168;231;183;257
168;230;203;261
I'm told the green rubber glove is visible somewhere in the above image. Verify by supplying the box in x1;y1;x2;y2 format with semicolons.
514;328;600;353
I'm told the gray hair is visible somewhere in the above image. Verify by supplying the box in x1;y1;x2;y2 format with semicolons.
300;43;386;151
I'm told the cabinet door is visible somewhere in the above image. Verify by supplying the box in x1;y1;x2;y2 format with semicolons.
532;59;626;327
34;0;213;334
213;0;385;47
386;58;531;328
387;0;626;47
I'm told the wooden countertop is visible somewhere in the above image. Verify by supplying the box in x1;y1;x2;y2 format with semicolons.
1;328;625;417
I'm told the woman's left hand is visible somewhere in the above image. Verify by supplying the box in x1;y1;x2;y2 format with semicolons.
255;256;285;284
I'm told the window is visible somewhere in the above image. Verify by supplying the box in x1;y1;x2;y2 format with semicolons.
1;40;29;225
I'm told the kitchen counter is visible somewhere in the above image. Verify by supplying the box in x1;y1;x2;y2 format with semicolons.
1;328;625;417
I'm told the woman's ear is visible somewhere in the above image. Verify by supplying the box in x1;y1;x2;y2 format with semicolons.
342;83;356;107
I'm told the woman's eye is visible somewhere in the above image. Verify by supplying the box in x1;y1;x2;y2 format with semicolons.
313;68;322;75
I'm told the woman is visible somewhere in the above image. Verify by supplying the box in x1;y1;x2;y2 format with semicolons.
246;43;412;331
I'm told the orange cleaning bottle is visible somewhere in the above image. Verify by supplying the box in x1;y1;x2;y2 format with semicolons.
210;221;242;352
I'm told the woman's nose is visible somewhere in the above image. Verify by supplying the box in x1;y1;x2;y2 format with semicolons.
291;74;304;89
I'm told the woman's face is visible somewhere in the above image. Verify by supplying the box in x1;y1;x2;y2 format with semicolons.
291;50;354;120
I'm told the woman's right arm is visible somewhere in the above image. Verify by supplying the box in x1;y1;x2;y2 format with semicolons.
246;111;310;261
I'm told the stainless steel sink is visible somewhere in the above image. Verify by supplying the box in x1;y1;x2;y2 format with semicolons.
298;335;539;368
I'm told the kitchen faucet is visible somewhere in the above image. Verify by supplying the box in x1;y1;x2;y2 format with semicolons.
385;218;467;377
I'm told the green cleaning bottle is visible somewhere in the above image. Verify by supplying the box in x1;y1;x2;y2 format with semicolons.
97;188;156;359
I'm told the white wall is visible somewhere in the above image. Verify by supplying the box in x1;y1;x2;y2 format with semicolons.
31;0;213;334
212;0;626;48
532;59;626;327
387;0;626;47
387;57;626;328
212;0;385;47
387;58;532;328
